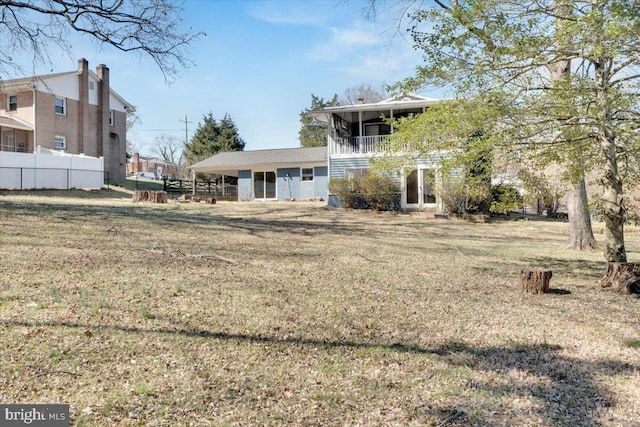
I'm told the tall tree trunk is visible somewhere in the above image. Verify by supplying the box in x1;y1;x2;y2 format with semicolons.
567;178;597;250
600;132;626;262
550;0;597;251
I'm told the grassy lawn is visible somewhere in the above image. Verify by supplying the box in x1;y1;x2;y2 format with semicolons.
0;191;639;426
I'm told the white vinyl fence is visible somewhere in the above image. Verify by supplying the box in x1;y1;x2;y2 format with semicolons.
0;148;104;190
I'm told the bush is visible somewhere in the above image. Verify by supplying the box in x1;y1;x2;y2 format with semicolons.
440;176;491;215
359;175;399;211
490;184;523;215
329;175;399;211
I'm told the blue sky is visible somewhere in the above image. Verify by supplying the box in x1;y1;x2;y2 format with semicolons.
9;0;436;156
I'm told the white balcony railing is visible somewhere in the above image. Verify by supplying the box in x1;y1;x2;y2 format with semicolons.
329;135;391;156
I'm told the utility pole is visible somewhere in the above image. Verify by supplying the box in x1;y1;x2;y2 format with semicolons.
178;115;194;194
178;115;192;146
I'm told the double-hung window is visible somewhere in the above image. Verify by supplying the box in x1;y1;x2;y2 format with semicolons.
109;110;114;126
54;135;66;149
8;95;17;111
301;168;314;181
55;97;66;115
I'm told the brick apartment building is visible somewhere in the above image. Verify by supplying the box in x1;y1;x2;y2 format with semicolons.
0;58;133;179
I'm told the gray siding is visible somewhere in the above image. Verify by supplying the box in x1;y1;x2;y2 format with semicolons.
238;170;252;201
329;156;370;178
314;166;328;200
277;168;300;201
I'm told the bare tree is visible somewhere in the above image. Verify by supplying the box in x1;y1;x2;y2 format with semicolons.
0;0;203;81
152;135;182;165
340;83;386;105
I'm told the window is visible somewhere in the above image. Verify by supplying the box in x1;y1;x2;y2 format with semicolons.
109;110;114;126
89;81;95;90
54;135;66;149
344;168;369;180
8;95;17;111
301;168;314;181
55;97;65;115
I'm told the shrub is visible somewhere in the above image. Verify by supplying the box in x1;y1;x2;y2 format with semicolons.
359;175;399;211
329;178;361;209
490;184;523;215
329;175;399;211
440;176;491;215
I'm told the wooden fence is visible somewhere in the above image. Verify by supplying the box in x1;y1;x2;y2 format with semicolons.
163;178;237;200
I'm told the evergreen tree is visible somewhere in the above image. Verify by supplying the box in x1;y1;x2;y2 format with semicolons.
299;94;339;147
184;113;245;163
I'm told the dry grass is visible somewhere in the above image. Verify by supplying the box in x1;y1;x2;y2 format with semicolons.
1;189;639;426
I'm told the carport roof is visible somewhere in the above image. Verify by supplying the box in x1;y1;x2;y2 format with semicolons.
190;146;327;176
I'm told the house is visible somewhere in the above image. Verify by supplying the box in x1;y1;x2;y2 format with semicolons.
0;58;133;180
190;146;327;201
128;153;180;179
310;94;445;210
189;94;444;208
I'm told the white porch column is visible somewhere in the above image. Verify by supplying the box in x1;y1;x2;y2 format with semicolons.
192;169;196;196
358;111;363;153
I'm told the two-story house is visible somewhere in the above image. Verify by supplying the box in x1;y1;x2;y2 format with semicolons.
0;58;133;180
311;93;444;210
190;94;443;209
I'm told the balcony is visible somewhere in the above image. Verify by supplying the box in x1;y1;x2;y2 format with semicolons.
329;135;392;156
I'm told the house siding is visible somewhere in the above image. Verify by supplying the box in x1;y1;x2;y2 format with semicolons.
329;156;370;178
313;166;328;200
277;168;300;201
238;170;252;201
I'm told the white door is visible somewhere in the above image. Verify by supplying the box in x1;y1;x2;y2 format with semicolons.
402;168;437;209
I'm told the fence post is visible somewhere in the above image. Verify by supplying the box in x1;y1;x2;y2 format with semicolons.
21;167;24;190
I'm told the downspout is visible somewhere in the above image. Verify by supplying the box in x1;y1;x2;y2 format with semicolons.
32;86;37;151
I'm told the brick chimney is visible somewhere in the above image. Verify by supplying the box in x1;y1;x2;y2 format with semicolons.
77;58;89;155
133;152;140;172
96;64;110;159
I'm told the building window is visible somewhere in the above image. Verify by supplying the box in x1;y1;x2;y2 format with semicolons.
301;168;314;181
8;95;17;111
89;81;95;90
54;135;66;149
344;168;369;180
109;110;114;126
55;97;65;115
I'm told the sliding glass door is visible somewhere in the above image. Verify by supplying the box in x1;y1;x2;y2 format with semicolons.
253;171;276;199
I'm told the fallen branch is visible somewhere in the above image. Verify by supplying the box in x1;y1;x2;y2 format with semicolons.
356;253;389;263
437;409;464;427
11;369;81;400
194;253;239;265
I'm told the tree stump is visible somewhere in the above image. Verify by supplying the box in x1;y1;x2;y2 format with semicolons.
599;262;640;294
132;190;168;203
519;270;552;294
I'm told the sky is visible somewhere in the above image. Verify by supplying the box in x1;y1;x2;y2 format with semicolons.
6;0;437;157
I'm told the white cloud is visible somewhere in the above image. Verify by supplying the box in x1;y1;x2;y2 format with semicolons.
247;2;326;27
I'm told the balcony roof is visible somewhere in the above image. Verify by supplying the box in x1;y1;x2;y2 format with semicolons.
310;93;442;123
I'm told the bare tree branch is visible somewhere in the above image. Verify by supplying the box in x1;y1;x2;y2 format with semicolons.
0;0;203;81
